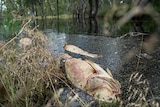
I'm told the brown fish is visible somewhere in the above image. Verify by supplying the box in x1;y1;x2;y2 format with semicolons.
62;54;121;102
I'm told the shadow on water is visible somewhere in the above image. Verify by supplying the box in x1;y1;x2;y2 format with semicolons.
44;30;160;103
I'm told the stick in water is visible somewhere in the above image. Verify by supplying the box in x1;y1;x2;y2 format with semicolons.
64;44;102;58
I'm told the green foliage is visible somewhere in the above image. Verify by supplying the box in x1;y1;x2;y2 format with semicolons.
97;3;111;18
0;14;21;39
24;0;39;6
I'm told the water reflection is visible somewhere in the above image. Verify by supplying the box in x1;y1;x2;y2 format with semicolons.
88;18;98;34
38;18;103;35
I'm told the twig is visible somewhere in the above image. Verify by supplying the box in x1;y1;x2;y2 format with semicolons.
135;35;144;71
120;32;148;38
45;71;63;106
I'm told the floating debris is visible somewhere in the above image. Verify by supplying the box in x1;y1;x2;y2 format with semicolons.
64;44;102;58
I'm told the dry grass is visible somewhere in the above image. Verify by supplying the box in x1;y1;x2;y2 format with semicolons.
0;23;67;106
0;5;160;105
120;72;159;107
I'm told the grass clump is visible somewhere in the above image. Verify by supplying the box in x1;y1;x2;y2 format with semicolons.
0;24;66;107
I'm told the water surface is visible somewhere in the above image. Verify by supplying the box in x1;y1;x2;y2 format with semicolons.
45;31;160;103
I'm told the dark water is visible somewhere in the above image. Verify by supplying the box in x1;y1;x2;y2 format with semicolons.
44;30;160;104
40;17;160;105
38;18;134;36
38;18;102;35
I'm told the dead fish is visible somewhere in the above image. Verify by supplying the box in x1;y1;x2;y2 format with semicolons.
63;54;121;102
65;57;94;88
84;77;117;102
64;44;102;58
85;60;121;93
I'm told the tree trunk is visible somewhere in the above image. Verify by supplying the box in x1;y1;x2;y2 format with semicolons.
88;0;98;18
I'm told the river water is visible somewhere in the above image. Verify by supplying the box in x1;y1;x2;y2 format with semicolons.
39;17;160;105
44;30;160;105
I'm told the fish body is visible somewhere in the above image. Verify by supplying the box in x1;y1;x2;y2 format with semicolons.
62;54;121;102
